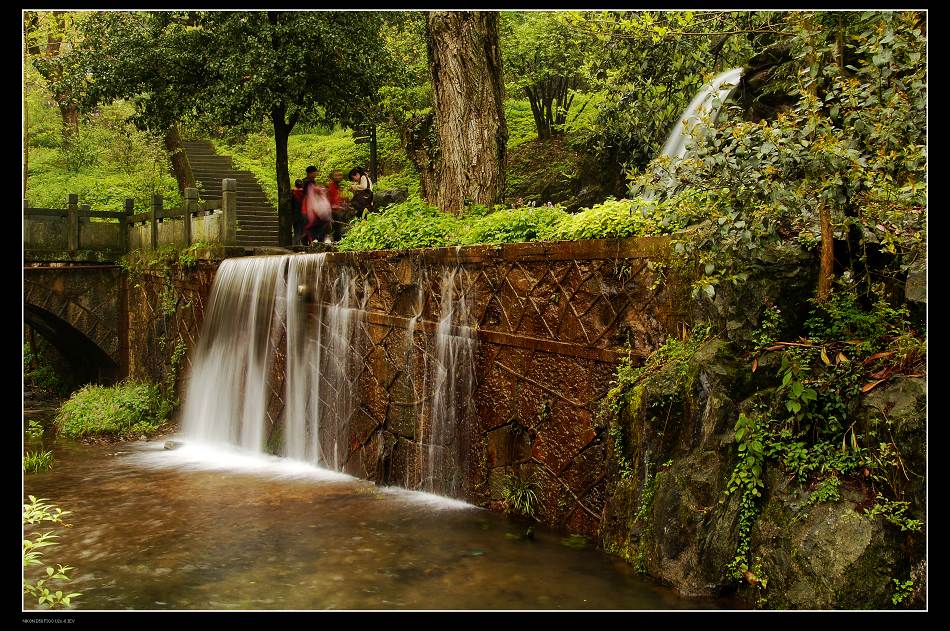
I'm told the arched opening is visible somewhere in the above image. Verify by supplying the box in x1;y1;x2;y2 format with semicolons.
24;303;119;387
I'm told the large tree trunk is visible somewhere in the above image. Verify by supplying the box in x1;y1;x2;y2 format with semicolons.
425;11;508;214
164;124;195;193
272;105;296;247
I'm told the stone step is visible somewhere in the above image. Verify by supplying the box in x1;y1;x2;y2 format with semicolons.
194;181;263;189
198;190;268;198
194;180;265;190
187;155;232;162
196;177;265;183
237;240;280;247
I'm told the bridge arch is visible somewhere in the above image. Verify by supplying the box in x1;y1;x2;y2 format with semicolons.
23;265;126;385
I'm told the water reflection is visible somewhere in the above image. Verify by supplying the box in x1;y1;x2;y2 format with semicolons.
24;439;735;611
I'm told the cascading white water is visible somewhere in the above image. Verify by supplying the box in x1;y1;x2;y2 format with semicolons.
283;253;325;463
659;67;743;161
422;267;476;497
318;266;365;470
180;256;288;452
179;253;477;500
284;252;365;471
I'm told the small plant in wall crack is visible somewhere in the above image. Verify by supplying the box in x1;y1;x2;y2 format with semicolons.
502;472;541;520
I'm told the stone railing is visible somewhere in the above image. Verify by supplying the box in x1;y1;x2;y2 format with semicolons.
23;179;239;257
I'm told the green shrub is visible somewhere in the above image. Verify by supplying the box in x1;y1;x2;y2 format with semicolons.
545;197;685;241
55;381;171;440
461;205;568;245
23;450;54;474
24;366;66;395
337;197;464;252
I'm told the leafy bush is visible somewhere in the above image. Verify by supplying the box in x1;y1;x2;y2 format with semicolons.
504;98;539;149
461;205;567;245
338;194;686;252
55;381;171;440
24;366;66;395
545;197;686;241
23;450;54;474
24;338;70;396
337;197;463;252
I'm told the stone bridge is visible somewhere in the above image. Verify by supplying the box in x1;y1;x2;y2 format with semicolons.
23;263;127;385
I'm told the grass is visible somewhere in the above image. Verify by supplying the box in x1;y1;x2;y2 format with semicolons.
54;381;172;441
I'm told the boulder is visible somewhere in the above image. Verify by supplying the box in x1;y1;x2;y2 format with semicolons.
374;188;408;210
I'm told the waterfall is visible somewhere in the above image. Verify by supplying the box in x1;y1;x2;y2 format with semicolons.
180;256;288;452
178;253;477;500
659;67;743;161
283;253;325;463
284;252;365;471
421;267;476;498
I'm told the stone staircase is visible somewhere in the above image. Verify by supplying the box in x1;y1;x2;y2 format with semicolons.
181;140;279;248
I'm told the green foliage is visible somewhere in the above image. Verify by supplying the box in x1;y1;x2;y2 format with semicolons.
630;463;662;573
461;206;567;245
608;424;633;480
24;366;66;396
501;12;595;139
605;326;709;420
804;289;915;353
55;381;171;440
725;412;767;580
720;286;925;585
891;578;913;606
799;475;841;513
504;98;542;150
24;337;69;396
23;496;81;610
337;197;463;252
23;450;54;474
634;11;926;300
578;11;766;171
338;193;687;252
25;420;45;442
501;473;541;520
27;94;180;210
866;494;923;533
545;196;686;241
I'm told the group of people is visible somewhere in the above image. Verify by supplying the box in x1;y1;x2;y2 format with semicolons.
292;166;374;246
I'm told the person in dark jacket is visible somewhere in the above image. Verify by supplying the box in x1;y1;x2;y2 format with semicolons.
291;179;305;245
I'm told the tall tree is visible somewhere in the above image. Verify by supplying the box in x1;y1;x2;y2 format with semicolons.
68;10;393;245
425;11;508;214
501;12;591;140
